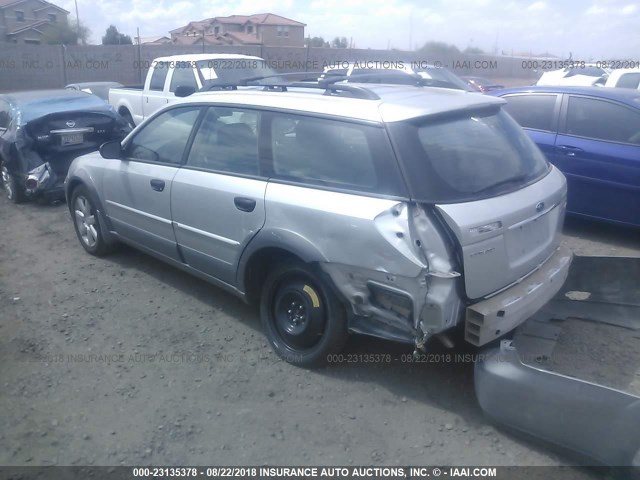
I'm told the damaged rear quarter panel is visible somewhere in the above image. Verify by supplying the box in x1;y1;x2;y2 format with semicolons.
262;182;463;340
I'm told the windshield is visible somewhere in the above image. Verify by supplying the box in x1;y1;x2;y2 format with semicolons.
389;108;549;203
196;59;278;86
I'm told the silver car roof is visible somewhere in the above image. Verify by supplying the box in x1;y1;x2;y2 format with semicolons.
181;84;505;123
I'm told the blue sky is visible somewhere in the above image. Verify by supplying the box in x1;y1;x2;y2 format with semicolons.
58;0;639;58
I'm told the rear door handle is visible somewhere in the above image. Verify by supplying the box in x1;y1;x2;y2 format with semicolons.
150;179;165;192
234;197;256;212
556;145;584;157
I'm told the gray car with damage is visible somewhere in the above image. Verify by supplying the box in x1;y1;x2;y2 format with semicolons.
64;82;572;367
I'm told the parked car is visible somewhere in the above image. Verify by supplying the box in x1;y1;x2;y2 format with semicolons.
108;54;275;127
65;81;123;101
461;76;504;93
536;64;609;86
0;89;130;203
604;68;640;90
491;86;640;227
321;62;473;90
66;81;571;368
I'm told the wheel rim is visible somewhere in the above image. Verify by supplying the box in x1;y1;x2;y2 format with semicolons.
74;195;98;248
1;165;13;199
272;280;326;351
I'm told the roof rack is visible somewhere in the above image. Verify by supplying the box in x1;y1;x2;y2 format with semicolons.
198;71;381;100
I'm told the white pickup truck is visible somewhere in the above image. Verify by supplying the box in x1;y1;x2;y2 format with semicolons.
108;54;272;127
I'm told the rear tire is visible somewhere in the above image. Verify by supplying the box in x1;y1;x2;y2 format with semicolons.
70;185;113;256
1;162;26;204
260;261;348;368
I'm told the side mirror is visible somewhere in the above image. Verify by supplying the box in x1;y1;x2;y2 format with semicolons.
174;85;196;98
99;140;123;159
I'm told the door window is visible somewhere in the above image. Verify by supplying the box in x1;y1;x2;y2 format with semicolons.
186;107;259;175
566;97;640;145
502;94;558;132
170;62;198;92
125;107;201;164
616;73;640;89
149;62;169;91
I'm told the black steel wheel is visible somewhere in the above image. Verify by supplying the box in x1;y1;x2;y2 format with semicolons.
260;261;348;368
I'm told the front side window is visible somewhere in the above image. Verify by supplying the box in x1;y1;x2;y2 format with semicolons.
125;107;200;164
566;97;640;145
502;94;558;132
186;107;259;175
170;62;198;92
149;63;169;91
268;113;405;196
389;107;550;202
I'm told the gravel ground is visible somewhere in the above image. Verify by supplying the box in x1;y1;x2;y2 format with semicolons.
0;196;638;473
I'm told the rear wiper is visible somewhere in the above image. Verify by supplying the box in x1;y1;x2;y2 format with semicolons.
472;174;528;195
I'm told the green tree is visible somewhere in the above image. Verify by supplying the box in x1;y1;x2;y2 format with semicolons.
43;18;90;45
463;46;485;54
304;36;330;48
102;25;133;45
331;36;349;48
417;41;460;57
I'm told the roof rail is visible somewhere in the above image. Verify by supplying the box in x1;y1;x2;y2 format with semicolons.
320;71;425;87
197;71;381;100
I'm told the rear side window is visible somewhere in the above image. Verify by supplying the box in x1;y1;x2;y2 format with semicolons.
566;97;640;145
170;62;198;93
502;95;558;132
149;62;169;91
186;107;259;175
615;73;640;89
388;108;550;202
126;107;200;164
270;115;373;187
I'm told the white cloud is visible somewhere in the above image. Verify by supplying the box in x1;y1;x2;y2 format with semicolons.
527;2;547;12
621;4;637;14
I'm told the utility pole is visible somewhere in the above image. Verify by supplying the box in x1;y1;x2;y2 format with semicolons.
74;0;81;43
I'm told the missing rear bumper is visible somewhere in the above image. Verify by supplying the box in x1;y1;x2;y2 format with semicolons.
465;245;572;346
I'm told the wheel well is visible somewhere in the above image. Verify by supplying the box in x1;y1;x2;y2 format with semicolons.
243;248;302;304
65;179;84;210
118;106;131;117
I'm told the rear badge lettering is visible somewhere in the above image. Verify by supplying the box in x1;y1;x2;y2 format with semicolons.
470;247;496;257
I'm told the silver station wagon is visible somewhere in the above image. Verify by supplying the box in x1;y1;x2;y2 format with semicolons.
65;81;572;367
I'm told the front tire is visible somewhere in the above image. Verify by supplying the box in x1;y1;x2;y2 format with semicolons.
1;162;26;203
260;262;348;368
70;186;112;256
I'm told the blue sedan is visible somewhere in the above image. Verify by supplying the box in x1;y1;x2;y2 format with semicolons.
491;86;640;227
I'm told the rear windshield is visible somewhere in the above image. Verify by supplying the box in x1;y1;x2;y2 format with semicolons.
388;108;550;203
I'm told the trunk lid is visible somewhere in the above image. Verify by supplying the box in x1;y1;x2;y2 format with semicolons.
436;166;567;299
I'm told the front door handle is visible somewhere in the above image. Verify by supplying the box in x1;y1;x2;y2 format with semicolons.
234;197;256;212
150;179;165;192
556;145;584;157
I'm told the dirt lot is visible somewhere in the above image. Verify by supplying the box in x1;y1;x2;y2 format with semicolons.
1;196;639;473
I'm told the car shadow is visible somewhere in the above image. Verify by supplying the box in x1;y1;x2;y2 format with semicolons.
563;216;640;251
102;243;592;467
